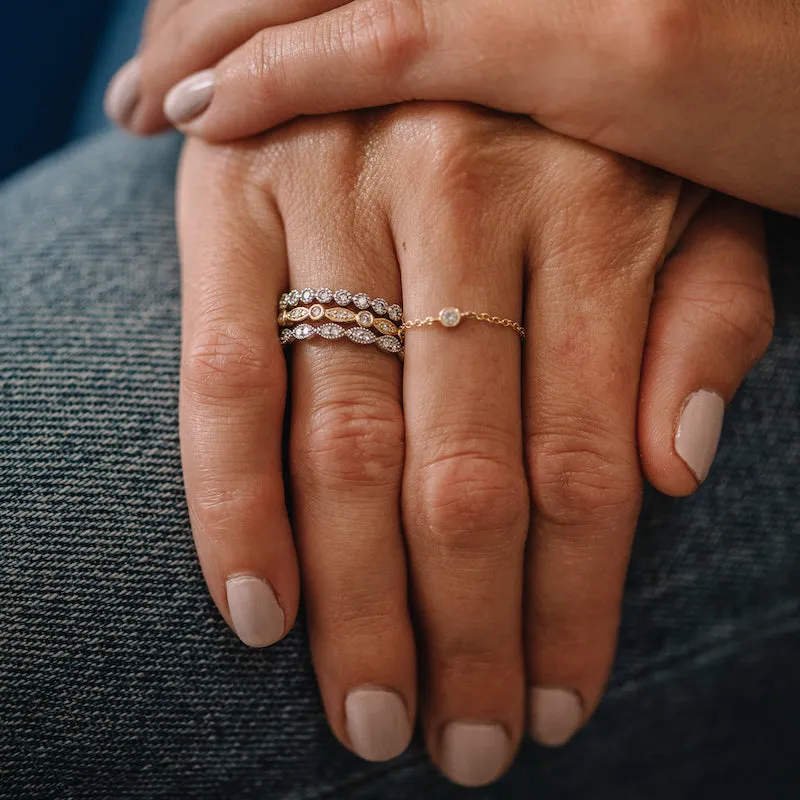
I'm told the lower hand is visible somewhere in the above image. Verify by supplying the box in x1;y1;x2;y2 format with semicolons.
177;103;772;786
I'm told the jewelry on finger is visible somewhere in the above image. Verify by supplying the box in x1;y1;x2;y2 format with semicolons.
279;287;403;322
279;305;401;337
399;307;525;340
279;322;404;356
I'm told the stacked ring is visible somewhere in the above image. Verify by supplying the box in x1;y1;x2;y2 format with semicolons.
278;289;405;357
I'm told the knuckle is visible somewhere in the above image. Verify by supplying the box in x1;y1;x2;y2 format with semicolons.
183;321;282;407
297;395;404;489
415;448;529;553
343;0;430;80
528;423;640;528
189;479;266;541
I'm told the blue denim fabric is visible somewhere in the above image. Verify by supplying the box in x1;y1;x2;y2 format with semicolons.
1;132;799;799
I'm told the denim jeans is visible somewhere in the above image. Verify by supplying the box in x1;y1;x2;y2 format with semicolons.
2;131;799;799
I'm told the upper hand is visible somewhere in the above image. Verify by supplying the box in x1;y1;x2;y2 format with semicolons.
108;0;800;215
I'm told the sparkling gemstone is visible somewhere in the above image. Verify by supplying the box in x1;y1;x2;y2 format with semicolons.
356;310;375;328
439;307;461;328
346;328;377;345
287;289;301;307
309;304;325;321
353;293;370;310
388;304;403;322
279;328;294;344
334;289;352;306
279;293;290;309
377;336;403;353
287;307;310;321
300;287;316;304
318;323;345;340
315;287;334;304
371;297;388;316
325;308;356;323
373;318;398;336
294;323;315;340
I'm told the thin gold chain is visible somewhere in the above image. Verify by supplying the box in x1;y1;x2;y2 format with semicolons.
400;310;525;340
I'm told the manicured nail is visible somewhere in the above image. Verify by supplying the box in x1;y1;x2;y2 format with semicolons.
225;574;284;648
104;57;141;126
675;389;725;483
345;686;412;762
440;721;510;788
528;687;583;747
164;70;215;125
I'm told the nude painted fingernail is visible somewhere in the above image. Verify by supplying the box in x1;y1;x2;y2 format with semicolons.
345;686;412;762
104;57;141;126
528;687;583;747
164;70;215;125
675;390;725;483
226;574;284;648
440;721;510;787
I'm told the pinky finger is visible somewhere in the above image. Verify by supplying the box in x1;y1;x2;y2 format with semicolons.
639;195;774;496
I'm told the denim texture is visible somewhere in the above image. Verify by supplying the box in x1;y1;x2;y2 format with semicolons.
1;132;799;799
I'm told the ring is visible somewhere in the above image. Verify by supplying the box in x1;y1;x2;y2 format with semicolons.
278;288;405;357
400;307;525;340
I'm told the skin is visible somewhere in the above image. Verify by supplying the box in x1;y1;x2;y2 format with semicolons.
114;0;800;216
176;102;773;786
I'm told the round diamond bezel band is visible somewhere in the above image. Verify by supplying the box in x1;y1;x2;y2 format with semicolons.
279;288;403;322
400;307;526;340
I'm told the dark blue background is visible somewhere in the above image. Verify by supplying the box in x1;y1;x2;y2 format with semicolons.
1;1;133;180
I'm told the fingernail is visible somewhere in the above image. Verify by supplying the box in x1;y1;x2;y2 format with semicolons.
675;389;725;483
164;70;215;125
104;57;141;126
345;686;412;762
226;574;285;648
528;687;583;747
440;721;510;788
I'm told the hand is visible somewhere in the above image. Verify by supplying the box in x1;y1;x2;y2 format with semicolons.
177;103;772;786
108;0;800;215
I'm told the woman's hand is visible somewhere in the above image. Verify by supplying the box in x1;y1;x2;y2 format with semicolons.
109;0;800;216
177;103;772;786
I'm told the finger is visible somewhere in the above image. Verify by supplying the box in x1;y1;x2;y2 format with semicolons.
391;113;529;787
639;195;773;495
161;0;471;138
177;138;299;647
523;155;682;747
108;0;346;133
277;119;415;762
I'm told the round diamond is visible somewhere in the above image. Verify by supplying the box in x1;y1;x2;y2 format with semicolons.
388;304;403;322
318;323;345;340
439;307;461;328
371;297;388;316
279;293;291;309
309;304;325;321
377;336;402;353
316;287;333;304
279;328;294;345
293;323;315;340
334;289;352;306
287;289;301;307
346;328;377;345
300;287;316;304
356;310;375;328
353;293;370;310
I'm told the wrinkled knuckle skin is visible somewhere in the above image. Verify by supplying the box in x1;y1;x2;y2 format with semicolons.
344;0;430;80
297;398;404;489
719;284;775;362
415;453;529;554
528;430;640;528
183;323;283;406
189;481;269;543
